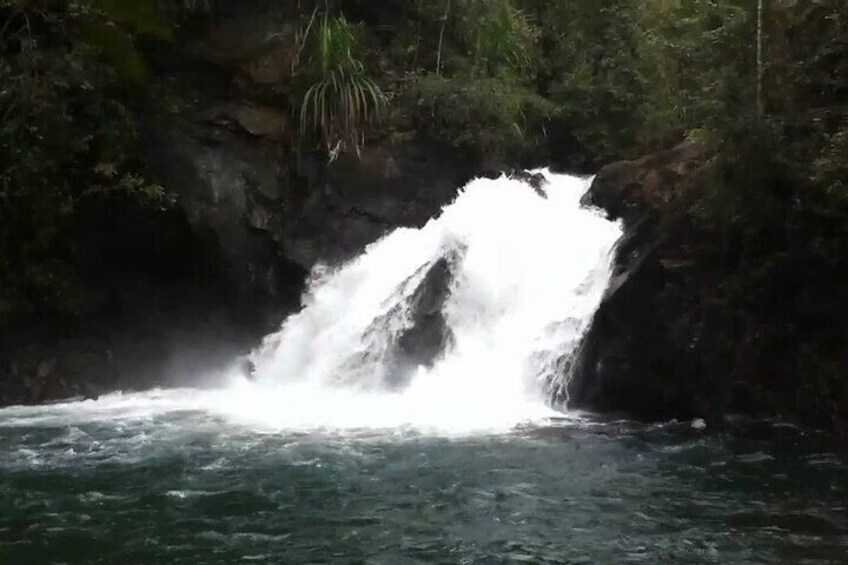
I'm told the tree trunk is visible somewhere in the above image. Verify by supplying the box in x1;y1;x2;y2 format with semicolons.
757;0;764;116
435;0;450;75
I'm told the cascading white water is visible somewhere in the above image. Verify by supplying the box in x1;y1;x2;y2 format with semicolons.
0;171;621;435
221;170;623;431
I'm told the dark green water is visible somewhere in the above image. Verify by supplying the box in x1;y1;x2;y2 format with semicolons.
0;395;846;564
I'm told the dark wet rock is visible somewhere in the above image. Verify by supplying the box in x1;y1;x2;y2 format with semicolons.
571;140;848;432
144;110;470;294
332;253;457;391
144;119;299;305
568;141;714;421
395;256;456;369
377;252;458;390
507;170;549;198
582;140;710;223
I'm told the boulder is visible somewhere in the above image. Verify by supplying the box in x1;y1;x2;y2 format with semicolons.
395;255;457;370
583;140;710;222
376;251;460;389
568;141;715;421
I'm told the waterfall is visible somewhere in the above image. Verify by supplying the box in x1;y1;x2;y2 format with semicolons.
229;170;623;431
0;171;621;434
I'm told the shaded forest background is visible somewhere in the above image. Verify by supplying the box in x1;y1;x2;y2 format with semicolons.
1;0;847;427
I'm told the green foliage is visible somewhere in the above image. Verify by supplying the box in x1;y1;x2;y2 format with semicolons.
79;22;147;81
81;0;173;81
409;73;553;160
297;14;388;159
0;0;175;82
527;0;645;166
371;0;548;162
89;0;173;40
636;0;753;149
661;1;848;420
0;0;172;321
453;0;537;78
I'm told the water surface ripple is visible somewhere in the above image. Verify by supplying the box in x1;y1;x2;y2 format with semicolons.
1;404;845;564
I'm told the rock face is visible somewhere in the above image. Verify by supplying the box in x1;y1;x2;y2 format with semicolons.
143;116;470;303
567;141;716;421
143;0;473;303
570;140;848;432
393;252;459;377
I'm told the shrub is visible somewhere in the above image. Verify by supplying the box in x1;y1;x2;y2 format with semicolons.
408;73;553;162
297;14;388;160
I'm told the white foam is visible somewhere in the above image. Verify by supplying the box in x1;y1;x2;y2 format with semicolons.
239;170;621;432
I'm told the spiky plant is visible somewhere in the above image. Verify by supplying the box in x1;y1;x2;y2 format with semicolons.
299;14;387;160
